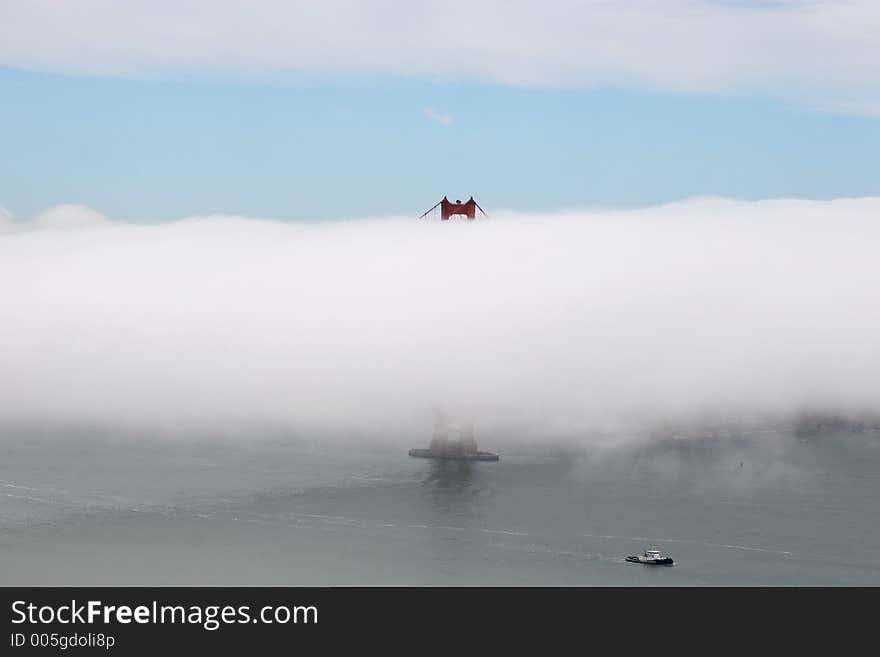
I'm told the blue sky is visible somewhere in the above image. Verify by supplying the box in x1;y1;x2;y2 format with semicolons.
1;1;878;220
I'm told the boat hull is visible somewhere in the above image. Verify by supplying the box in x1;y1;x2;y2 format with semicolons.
626;555;674;565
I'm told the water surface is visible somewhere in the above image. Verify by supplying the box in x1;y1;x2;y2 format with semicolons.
1;430;878;585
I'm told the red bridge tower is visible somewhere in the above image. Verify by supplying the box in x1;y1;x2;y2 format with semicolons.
420;196;488;220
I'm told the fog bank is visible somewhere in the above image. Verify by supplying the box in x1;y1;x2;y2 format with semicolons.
1;198;879;445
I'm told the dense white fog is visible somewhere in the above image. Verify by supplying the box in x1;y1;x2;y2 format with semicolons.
1;198;879;445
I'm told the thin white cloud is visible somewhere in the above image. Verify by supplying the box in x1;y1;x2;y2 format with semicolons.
805;99;880;117
424;107;452;126
0;204;111;234
0;1;878;112
1;197;878;444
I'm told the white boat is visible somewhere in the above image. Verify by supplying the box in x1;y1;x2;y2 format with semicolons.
625;548;674;566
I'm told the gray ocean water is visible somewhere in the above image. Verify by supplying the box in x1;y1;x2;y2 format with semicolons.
1;429;878;586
